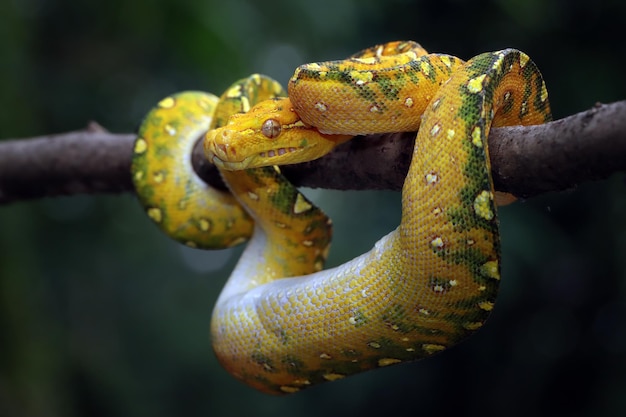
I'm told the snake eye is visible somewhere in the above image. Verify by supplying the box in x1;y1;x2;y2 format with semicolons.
261;118;281;139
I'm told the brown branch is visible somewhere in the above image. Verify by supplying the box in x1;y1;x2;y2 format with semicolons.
0;101;625;205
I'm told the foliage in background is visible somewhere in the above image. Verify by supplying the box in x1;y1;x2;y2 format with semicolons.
1;0;626;416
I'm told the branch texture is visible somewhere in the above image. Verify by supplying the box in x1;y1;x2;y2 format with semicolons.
0;101;625;205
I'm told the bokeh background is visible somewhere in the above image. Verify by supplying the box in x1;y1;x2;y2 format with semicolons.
1;0;626;416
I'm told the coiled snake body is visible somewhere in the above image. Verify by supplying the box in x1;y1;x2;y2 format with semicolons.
133;41;551;394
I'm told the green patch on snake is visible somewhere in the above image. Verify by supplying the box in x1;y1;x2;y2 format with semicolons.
251;351;278;373
432;245;499;287
450;290;498;312
350;309;369;327
281;355;306;375
364;337;442;362
267;181;319;218
374;73;404;101
428;276;455;293
500;92;515;115
340;347;362;359
380;304;413;334
153;141;176;160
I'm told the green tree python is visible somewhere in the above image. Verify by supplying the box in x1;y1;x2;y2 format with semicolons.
132;41;552;394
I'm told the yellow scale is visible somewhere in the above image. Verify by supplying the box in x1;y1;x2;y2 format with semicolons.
132;41;551;394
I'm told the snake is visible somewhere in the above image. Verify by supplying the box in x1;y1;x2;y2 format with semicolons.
133;41;551;395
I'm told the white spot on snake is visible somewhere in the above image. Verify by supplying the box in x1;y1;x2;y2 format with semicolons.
240;96;250;113
293;379;311;386
520;100;528;116
429;123;441;137
153;171;165;183
440;55;452;68
199;218;211;232
467;74;487;93
481;260;500;280
368;341;381;349
479;301;494;311
446;129;455;140
378;358;402;367
473;190;494;220
225;84;242;98
419;61;430;76
350;70;374;86
247;191;259;201
430;237;444;250
471;126;483;147
164;123;176;136
134;138;147;154
431;98;442;110
323;373;345;381
353;56;378;65
293;194;312;214
147;207;162;223
449;279;458;287
519;53;530;69
314;101;328;112
404;97;414;108
491;56;504;73
464;322;484;330
422;344;446;355
369;104;381;113
319;353;332;360
425;172;439;185
157;97;175;108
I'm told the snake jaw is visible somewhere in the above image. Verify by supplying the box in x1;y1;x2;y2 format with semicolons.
207;137;314;171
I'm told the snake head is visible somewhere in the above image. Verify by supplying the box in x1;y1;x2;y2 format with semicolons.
204;97;352;170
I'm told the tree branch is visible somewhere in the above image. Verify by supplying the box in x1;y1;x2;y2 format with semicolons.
0;101;624;205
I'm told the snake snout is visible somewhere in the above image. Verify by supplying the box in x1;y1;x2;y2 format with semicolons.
206;128;239;163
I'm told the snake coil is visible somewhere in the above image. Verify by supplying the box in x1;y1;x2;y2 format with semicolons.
133;41;551;394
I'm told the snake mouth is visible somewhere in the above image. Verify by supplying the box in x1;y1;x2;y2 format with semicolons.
210;146;305;171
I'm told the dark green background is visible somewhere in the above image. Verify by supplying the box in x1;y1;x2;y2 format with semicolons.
1;0;626;416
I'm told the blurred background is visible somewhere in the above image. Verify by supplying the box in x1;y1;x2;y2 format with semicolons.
1;0;626;416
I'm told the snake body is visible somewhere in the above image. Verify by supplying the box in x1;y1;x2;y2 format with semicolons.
133;42;551;395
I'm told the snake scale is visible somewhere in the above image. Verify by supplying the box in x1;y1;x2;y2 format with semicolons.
132;41;551;394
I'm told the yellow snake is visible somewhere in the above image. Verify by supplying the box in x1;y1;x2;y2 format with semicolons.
133;41;552;395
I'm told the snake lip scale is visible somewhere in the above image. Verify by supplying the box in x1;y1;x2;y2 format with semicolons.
133;41;552;395
209;140;306;171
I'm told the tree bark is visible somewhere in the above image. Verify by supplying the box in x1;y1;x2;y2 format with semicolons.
0;101;624;205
